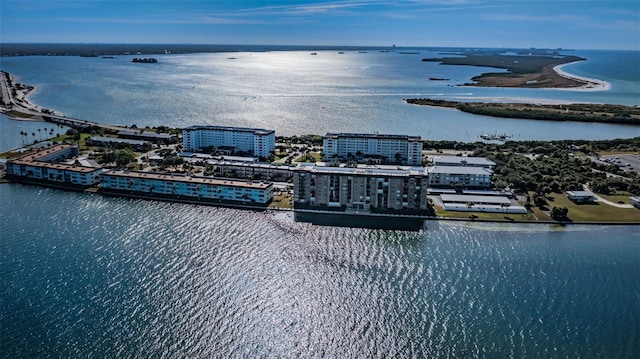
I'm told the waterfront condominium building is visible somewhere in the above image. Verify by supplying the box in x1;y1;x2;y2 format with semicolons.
5;144;102;188
182;125;275;158
100;170;274;205
293;163;430;212
322;132;423;166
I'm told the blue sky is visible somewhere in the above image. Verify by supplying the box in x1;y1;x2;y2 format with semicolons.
1;0;639;50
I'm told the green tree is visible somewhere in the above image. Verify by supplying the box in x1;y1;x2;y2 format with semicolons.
115;149;136;168
550;206;569;220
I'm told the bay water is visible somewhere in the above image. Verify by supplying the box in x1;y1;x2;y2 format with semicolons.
1;48;639;357
1;49;639;141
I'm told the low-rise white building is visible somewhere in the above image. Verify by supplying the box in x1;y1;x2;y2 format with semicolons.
100;170;273;205
430;155;496;170
440;194;527;214
182;125;275;158
323;132;423;166
566;190;596;203
427;165;493;189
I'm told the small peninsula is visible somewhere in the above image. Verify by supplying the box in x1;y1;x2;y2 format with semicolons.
422;53;603;89
404;99;640;125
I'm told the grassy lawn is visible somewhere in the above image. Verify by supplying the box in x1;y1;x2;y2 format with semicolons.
595;192;634;205
269;192;293;209
434;206;536;221
544;193;640;222
295;152;322;163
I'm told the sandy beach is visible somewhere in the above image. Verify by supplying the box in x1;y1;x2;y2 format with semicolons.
0;71;62;121
553;62;611;91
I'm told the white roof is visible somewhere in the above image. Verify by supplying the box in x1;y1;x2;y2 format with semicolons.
567;190;595;197
295;163;427;176
427;166;493;175
441;194;511;205
432;156;495;166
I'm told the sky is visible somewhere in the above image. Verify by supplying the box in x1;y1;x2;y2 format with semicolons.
1;0;639;50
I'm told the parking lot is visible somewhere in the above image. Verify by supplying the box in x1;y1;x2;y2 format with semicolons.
594;154;640;173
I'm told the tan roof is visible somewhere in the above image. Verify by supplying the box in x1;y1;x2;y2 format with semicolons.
9;144;101;173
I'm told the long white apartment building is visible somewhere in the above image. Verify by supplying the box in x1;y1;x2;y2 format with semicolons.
323;132;423;166
6;144;102;188
293;163;430;212
182;125;275;158
100;170;273;205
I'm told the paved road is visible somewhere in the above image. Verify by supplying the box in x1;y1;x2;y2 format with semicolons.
0;72;15;107
1;71;127;132
583;184;634;208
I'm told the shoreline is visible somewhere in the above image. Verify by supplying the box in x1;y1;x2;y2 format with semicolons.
4;179;638;227
553;62;611;91
0;71;63;121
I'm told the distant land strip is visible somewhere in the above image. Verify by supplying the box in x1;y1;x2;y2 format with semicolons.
405;98;640;125
422;54;594;89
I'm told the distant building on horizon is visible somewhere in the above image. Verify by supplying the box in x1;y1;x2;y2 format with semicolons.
182;125;275;158
322;132;423;166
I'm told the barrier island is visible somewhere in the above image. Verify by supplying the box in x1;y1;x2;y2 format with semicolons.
422;53;604;89
405;99;640;126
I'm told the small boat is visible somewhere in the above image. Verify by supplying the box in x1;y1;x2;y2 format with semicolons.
310;52;317;55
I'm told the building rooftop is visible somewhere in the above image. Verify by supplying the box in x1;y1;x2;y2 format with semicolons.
89;136;149;146
10;160;101;175
12;144;76;162
7;144;101;173
431;156;496;167
324;132;421;141
183;125;275;136
103;170;272;189
441;194;511;205
117;130;176;139
295;163;427;177
427;166;493;175
566;190;595;197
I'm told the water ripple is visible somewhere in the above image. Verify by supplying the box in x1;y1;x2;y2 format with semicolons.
1;185;639;357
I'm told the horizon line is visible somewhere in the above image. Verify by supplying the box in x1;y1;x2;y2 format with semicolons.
1;42;638;52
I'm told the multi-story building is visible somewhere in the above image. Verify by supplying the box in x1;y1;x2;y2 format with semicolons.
100;170;273;205
204;159;294;182
5;144;102;188
293;163;430;212
182;125;275;158
426;165;493;189
430;155;496;170
323;132;423;166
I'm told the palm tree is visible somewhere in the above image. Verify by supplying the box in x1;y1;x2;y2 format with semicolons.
19;131;25;145
31;132;36;144
37;128;41;141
